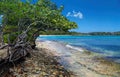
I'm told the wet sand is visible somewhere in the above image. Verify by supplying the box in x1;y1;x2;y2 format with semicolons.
36;40;120;77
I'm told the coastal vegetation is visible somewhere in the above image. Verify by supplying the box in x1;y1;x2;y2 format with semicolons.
0;0;77;76
0;0;78;58
0;0;120;77
39;31;120;35
0;0;77;46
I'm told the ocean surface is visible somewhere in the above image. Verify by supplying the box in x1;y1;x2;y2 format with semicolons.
38;35;120;63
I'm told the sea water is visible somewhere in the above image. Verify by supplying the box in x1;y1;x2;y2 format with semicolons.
38;35;120;63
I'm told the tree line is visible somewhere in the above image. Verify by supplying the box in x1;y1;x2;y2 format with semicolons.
84;31;120;35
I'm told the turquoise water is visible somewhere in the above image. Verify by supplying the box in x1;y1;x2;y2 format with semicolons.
38;35;120;63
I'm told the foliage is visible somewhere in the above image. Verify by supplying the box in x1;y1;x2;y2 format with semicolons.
39;31;83;35
0;0;78;44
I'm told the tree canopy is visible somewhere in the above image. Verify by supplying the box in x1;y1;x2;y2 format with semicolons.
0;0;78;45
0;0;78;75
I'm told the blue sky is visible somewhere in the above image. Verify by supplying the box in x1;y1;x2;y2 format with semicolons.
52;0;120;32
1;0;120;32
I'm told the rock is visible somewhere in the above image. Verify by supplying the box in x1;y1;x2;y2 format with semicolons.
41;72;48;76
59;75;63;77
52;71;59;75
35;70;41;74
0;49;8;59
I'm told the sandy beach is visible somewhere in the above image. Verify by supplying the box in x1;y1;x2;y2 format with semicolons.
36;40;120;77
0;40;120;77
0;44;74;77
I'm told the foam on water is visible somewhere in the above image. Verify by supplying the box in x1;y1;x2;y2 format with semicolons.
66;44;84;52
38;35;120;63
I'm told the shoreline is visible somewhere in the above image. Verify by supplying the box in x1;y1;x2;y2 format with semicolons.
36;40;120;77
0;43;74;77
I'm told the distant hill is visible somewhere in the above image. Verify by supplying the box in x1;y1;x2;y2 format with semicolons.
83;31;120;35
40;31;120;35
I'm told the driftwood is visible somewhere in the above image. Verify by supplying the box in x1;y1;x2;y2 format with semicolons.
0;30;32;59
0;21;48;76
0;30;33;76
0;45;8;49
0;20;36;63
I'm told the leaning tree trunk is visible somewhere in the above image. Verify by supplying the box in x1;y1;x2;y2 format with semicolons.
0;30;33;76
0;21;43;72
0;29;32;66
0;27;4;46
30;32;39;49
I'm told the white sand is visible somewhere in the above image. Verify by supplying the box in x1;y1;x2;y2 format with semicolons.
36;40;120;77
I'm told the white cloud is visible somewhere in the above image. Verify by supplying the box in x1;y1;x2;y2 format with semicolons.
66;10;83;19
66;12;71;17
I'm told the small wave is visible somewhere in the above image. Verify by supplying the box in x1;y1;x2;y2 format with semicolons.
66;44;84;52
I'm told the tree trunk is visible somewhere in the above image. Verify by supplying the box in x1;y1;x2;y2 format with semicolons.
1;31;4;45
0;27;5;46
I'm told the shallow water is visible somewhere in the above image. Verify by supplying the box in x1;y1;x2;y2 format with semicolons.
38;35;120;63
